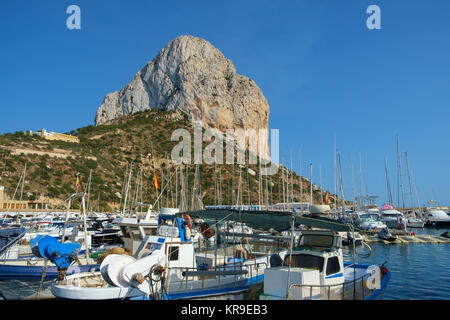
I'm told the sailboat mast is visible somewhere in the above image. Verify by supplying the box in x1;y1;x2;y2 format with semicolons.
358;152;364;210
298;148;302;204
384;158;393;205
309;163;313;205
319;162;323;205
396;135;406;209
350;155;356;207
405;152;415;211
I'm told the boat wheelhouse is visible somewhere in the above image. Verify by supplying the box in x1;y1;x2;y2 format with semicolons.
259;230;390;300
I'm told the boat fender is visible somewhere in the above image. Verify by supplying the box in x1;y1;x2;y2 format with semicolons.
184;227;191;241
380;262;388;275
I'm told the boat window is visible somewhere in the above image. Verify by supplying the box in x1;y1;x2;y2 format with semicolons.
120;226;130;238
143;227;156;236
145;242;162;252
129;226;142;240
298;235;334;248
168;245;179;261
284;254;324;272
326;257;341;275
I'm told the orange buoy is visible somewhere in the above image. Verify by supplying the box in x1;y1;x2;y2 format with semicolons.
182;214;193;230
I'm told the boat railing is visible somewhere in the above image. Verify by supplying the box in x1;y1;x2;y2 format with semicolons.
287;271;376;300
165;258;269;293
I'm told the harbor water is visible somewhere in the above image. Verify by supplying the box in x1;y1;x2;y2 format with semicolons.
344;228;450;300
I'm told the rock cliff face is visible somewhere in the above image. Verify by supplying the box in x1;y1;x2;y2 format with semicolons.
95;35;270;155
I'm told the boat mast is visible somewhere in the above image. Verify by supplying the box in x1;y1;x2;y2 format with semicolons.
405;152;415;213
350;154;356;209
319;162;323;205
309;163;313;205
17;163;27;217
384;158;393;205
298;148;302;205
337;151;346;218
122;163;133;215
86;169;92;214
396;135;406;209
334;133;337;215
358;152;364;210
246;153;251;205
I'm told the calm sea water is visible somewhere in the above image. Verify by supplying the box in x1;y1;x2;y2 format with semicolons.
343;228;450;300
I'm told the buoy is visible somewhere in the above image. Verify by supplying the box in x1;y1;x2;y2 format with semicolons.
182;214;192;230
184;227;191;241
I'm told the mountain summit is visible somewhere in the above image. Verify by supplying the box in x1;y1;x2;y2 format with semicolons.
95;35;270;145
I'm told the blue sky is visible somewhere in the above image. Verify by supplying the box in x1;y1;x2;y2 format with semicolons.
0;0;449;206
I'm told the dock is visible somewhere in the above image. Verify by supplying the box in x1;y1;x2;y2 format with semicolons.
362;234;450;244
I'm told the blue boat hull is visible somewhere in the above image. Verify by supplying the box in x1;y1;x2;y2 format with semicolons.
0;263;100;280
343;262;391;300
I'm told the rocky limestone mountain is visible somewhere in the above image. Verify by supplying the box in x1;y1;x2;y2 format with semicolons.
95;35;270;155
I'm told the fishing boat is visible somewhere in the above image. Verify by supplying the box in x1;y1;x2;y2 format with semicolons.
0;227;26;260
51;211;283;300
259;230;390;300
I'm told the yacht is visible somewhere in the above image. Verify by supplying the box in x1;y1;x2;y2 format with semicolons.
380;206;407;230
352;212;386;231
423;209;450;227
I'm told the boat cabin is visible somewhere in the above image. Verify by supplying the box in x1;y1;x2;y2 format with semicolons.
262;230;344;300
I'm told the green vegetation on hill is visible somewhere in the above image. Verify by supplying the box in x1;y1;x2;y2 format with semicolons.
0;110;342;212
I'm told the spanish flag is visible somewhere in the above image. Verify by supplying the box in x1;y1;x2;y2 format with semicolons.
153;170;160;190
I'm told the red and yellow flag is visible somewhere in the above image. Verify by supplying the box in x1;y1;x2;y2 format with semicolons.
325;192;331;204
153;170;160;190
75;175;81;190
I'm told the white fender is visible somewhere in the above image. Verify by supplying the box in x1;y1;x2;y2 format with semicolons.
185;227;191;241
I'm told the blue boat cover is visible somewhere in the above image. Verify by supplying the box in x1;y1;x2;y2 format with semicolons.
32;236;81;269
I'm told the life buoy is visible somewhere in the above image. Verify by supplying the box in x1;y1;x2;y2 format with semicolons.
182;214;192;230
